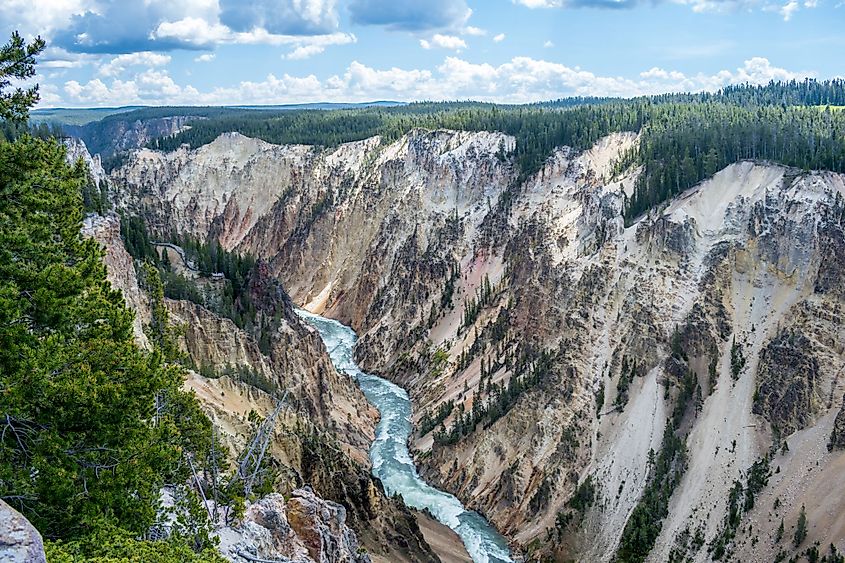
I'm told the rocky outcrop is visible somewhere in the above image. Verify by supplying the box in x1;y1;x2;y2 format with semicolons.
0;500;46;563
831;400;845;450
63;137;106;186
168;297;377;462
81;213;150;348
217;489;370;563
83;212;436;562
66;115;196;158
753;330;822;438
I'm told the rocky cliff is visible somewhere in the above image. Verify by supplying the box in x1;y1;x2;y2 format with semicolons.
82;212;438;563
217;488;371;563
105;129;845;562
64;137;106;186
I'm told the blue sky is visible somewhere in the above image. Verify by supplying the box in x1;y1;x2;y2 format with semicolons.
1;0;841;107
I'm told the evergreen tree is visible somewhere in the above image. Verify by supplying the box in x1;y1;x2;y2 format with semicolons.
0;32;213;547
794;505;808;547
0;32;44;121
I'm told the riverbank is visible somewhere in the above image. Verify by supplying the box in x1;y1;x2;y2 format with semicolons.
415;511;473;563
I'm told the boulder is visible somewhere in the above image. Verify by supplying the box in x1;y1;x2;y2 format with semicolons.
0;500;46;563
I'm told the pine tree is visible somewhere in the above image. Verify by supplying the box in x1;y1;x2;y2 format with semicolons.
794;505;808;547
0;35;212;542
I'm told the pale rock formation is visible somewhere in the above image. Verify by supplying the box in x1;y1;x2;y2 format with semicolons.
63;136;106;186
0;500;46;563
217;489;371;563
81;213;150;349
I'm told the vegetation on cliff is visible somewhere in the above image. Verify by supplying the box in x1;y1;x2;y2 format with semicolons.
120;216;286;354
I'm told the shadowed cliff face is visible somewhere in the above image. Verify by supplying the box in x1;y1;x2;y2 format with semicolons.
66;115;196;158
109;129;845;562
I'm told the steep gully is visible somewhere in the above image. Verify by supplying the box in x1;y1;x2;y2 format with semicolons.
297;310;513;563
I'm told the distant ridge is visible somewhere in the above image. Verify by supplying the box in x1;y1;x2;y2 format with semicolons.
231;101;405;110
31;101;405;125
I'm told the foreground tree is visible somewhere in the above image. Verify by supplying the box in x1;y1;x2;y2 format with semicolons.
0;31;45;121
0;31;215;556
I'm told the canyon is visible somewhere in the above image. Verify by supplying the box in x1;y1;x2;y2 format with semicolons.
79;124;845;562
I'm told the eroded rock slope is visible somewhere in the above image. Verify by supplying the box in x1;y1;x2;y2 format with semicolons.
108;129;845;562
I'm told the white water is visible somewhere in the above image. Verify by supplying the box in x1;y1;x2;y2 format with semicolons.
297;310;514;563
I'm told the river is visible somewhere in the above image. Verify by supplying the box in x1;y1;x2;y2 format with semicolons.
297;310;514;563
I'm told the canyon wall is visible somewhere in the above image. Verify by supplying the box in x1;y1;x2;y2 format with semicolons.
106;129;845;562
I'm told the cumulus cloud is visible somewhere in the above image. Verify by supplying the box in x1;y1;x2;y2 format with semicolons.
348;0;472;31
493;33;507;42
64;69;202;105
639;67;686;80
463;26;487;36
99;52;171;77
33;0;346;53
285;45;326;59
52;1;220;53
420;34;468;50
38;46;96;69
0;0;96;37
152;18;356;53
51;55;813;107
194;53;216;63
151;17;230;48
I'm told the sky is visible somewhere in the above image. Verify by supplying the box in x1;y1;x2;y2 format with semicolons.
1;0;842;108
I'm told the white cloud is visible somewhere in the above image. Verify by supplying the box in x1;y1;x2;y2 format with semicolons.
420;34;467;50
99;52;171;76
493;33;506;42
544;40;555;48
463;26;487;36
13;0;345;54
0;0;96;37
152;18;357;51
285;45;325;59
779;0;800;18
48;56;814;108
194;53;216;63
152;17;231;47
640;67;686;80
39;47;96;69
